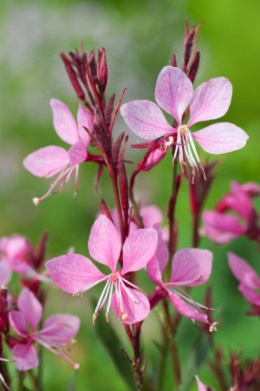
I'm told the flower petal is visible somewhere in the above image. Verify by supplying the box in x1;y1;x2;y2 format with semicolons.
0;261;11;286
169;293;208;323
121;228;158;274
77;104;93;145
12;343;38;371
202;211;245;244
50;99;79;145
195;375;210;391
46;254;105;294
155;66;193;125
68;140;87;166
120;100;174;140
192;123;249;154
228;252;260;286
9;311;27;337
23;146;69;178
239;283;260;306
18;288;42;331
112;288;150;324
88;215;121;271
140;205;163;228
37;314;80;346
170;249;213;287
147;224;169;285
188;77;232;127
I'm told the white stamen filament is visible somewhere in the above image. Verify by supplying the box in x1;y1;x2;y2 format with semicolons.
119;278;139;304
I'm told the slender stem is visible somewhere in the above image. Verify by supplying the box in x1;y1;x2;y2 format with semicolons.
108;166;125;243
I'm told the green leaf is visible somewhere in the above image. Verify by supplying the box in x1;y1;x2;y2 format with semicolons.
66;372;78;391
92;299;135;390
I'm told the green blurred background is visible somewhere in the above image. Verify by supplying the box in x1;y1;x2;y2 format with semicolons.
1;0;260;389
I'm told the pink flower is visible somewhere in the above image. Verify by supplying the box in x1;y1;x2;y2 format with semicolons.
228;252;260;307
147;248;213;324
23;99;93;204
46;215;158;324
202;181;259;244
0;235;36;285
9;288;80;371
195;375;211;391
121;66;248;175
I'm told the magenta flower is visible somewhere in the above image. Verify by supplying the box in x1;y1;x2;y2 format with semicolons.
9;288;80;371
121;66;248;175
228;252;260;307
202;181;259;244
23;99;93;204
195;375;211;391
46;215;158;324
148;248;213;324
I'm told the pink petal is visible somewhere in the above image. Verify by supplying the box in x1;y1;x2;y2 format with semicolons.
77;104;93;145
0;235;32;259
46;254;105;294
9;311;27;337
37;314;80;345
192;122;249;154
140;205;163;228
23;146;69;178
169;293;208;323
241;182;260;197
141;146;168;171
228;252;260;286
202;211;245;244
18;288;42;331
147;224;169;285
147;256;163;286
50;99;79;145
0;261;11;285
188;77;232;127
112;288;150;324
155;66;193;125
120;100;174;140
12;343;38;371
88;215;121;271
68;140;87;166
170;249;213;287
229;181;253;220
239;283;260;306
195;375;210;391
121;228;158;274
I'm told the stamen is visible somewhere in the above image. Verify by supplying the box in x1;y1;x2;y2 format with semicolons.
119;278;140;304
93;277;112;323
209;321;218;333
105;282;114;323
164;136;174;147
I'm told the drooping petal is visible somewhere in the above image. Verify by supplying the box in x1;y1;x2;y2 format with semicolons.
68;140;87;166
169;293;208;323
170;249;213;287
23;146;69;178
0;261;11;286
77;104;93;145
195;375;211;391
239;283;260;306
0;235;32;259
155;66;193;125
228;252;260;286
147;256;163;286
141;145;168;171
229;181;253;220
46;254;105;294
241;182;260;197
50;99;79;145
192;123;249;154
9;311;27;337
88;215;121;271
120;100;174;140
188;77;232;127
18;288;42;331
202;211;246;244
12;343;38;371
147;224;169;285
37;314;80;346
121;228;158;274
111;288;150;324
140;205;163;228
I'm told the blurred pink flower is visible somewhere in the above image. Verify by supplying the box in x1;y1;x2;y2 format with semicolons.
23;99;93;204
195;375;211;390
9;288;80;371
202;181;260;244
121;66;248;174
46;215;158;324
147;248;213;324
228;252;260;307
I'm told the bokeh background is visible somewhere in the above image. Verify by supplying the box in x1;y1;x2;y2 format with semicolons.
1;0;260;389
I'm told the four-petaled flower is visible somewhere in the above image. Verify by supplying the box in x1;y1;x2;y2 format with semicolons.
147;248;213;324
121;66;248;177
9;288;80;371
23;99;93;204
46;215;158;324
